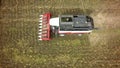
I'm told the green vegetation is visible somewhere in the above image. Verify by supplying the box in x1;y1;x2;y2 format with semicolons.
0;0;120;68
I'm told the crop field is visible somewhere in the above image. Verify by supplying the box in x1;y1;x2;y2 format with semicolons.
0;0;120;68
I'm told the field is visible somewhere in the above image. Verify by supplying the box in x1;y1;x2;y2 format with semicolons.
0;0;120;68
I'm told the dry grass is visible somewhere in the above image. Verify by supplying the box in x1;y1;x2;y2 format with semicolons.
0;0;120;68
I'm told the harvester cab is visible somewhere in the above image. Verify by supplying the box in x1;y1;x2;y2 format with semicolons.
38;13;94;40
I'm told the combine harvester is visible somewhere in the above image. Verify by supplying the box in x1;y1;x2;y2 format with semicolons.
38;13;94;41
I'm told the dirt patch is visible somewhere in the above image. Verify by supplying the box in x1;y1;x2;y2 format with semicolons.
89;8;120;46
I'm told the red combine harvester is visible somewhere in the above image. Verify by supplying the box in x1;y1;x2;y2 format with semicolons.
38;13;94;41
